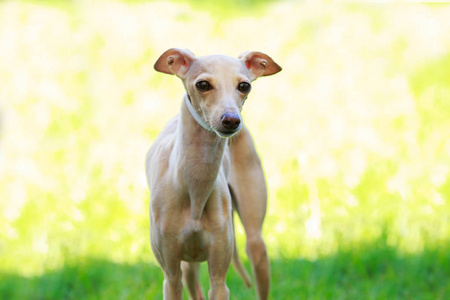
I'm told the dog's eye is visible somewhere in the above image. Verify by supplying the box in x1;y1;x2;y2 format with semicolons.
237;82;251;93
196;81;212;91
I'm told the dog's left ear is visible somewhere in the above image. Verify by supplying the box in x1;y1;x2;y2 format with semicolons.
154;48;197;79
239;51;282;81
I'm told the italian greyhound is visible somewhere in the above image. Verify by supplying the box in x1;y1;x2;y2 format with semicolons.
145;48;281;300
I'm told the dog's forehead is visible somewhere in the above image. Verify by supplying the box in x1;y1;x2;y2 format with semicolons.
190;54;247;77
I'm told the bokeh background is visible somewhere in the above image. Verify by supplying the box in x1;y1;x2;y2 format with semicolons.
1;0;449;299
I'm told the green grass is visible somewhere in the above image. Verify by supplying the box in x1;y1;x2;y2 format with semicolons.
1;237;449;299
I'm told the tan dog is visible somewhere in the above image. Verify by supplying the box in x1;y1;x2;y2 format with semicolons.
145;48;281;299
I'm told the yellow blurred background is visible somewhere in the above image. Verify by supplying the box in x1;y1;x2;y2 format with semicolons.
1;0;449;279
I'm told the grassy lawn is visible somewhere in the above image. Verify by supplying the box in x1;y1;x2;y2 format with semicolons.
1;0;450;299
1;237;449;299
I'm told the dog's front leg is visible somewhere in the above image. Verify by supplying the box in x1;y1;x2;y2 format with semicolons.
151;232;183;300
207;249;232;299
206;221;234;300
161;256;183;300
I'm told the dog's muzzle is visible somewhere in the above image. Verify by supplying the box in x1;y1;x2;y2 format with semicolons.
184;94;241;138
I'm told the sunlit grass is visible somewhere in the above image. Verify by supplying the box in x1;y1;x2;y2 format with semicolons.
1;0;450;298
1;237;449;299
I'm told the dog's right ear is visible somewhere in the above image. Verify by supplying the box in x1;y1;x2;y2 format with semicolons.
154;48;196;79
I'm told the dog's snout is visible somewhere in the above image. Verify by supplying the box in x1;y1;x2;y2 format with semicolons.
221;113;241;131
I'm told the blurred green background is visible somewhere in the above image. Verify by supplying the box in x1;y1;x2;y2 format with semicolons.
1;0;449;299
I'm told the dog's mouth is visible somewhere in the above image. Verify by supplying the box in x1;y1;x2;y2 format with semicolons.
186;94;243;139
210;111;242;138
213;126;242;138
209;112;243;138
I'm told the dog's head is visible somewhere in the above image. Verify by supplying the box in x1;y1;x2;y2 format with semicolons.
154;48;282;138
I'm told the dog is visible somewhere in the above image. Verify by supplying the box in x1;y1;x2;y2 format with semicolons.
145;48;281;299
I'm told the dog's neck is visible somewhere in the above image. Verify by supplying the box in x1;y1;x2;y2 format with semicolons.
174;93;228;221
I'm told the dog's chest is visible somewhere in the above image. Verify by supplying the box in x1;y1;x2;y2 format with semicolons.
180;229;210;262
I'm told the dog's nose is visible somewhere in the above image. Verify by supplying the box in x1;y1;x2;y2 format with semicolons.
221;113;241;131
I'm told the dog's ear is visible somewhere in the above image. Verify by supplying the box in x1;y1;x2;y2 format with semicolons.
239;51;282;81
154;48;196;79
